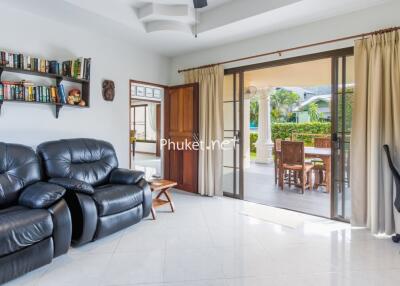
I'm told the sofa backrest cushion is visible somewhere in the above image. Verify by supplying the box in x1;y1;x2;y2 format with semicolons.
37;138;119;187
0;143;41;208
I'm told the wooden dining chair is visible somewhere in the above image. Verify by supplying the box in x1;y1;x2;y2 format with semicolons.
313;137;331;190
274;139;282;185
279;141;313;194
314;137;331;148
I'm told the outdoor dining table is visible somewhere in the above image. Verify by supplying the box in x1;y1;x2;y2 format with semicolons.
276;146;332;193
304;147;332;193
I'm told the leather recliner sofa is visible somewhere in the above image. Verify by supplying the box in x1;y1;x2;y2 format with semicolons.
0;143;72;284
37;138;152;246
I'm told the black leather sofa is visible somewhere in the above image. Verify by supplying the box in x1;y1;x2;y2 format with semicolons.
0;143;72;284
37;138;152;246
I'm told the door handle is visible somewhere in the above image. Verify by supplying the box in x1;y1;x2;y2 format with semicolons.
192;133;200;142
234;131;240;146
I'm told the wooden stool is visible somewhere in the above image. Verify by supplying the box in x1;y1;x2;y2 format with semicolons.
149;179;177;220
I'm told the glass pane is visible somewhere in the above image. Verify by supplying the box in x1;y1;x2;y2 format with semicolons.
224;74;234;101
130;108;135;130
223;102;235;131
223;73;241;198
146;104;157;141
135;106;145;124
131;85;136;97
222;167;234;193
346;56;355;84
223;102;239;131
135;125;145;140
224;130;235;139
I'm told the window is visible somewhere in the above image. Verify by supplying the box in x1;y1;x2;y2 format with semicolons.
131;83;163;100
131;104;157;142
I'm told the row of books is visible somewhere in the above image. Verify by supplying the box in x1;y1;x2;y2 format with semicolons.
0;51;91;80
0;81;67;104
61;58;91;80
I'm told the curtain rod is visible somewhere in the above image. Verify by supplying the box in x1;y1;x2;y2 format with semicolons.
178;26;400;73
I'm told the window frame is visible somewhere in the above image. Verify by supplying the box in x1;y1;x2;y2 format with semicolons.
131;104;156;143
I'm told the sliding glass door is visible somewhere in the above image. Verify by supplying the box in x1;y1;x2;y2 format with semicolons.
332;55;354;221
222;72;243;199
221;49;354;221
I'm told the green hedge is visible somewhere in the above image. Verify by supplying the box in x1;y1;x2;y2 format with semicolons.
250;122;331;152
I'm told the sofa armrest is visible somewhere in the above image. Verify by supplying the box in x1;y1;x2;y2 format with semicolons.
19;182;66;209
109;168;144;185
49;178;94;195
137;178;152;218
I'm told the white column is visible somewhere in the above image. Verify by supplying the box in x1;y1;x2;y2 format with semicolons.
243;93;251;168
255;87;274;164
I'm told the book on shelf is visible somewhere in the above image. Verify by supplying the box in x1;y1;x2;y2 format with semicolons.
57;84;66;104
0;80;62;104
0;50;91;80
62;58;90;80
0;82;4;101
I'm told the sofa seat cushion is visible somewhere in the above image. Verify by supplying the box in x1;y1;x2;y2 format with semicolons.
0;206;53;256
93;184;144;216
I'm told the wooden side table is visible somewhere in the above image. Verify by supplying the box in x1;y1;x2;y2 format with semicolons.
149;179;177;220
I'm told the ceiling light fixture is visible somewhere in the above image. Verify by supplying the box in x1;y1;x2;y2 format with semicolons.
193;0;208;38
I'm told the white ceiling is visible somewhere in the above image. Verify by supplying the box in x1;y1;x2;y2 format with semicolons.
1;0;393;57
128;0;233;11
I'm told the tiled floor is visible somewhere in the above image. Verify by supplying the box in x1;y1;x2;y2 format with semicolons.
6;191;400;286
243;162;331;217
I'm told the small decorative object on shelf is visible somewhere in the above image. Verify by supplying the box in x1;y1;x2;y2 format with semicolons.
68;89;81;104
0;49;91;118
102;80;115;101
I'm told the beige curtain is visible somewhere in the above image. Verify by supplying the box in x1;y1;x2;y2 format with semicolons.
351;30;400;235
184;65;224;196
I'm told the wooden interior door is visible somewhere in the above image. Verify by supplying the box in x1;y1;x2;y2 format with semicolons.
156;103;161;157
164;84;199;193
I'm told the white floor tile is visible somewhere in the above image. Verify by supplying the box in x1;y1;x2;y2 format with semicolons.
102;250;165;285
36;253;112;286
4;192;399;286
163;247;225;282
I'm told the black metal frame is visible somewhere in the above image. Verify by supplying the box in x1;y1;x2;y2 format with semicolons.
223;72;244;200
331;54;353;222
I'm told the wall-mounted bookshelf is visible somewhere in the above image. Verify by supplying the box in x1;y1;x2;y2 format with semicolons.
0;53;91;119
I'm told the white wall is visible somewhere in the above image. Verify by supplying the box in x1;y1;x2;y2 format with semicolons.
0;6;170;168
169;1;400;85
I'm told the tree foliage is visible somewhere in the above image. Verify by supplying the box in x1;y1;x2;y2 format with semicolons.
308;102;324;122
250;99;259;127
270;89;300;122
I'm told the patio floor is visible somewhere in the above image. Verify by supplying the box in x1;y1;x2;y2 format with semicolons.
223;161;342;218
242;162;331;218
135;154;349;219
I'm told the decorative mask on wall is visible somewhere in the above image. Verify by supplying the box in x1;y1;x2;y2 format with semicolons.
102;80;115;101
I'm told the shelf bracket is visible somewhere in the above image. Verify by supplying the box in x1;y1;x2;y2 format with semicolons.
55;104;62;119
